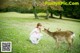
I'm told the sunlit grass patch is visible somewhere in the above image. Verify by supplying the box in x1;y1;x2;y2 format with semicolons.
0;12;80;53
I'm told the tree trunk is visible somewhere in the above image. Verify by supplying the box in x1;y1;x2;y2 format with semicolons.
59;11;62;19
50;12;53;18
60;13;62;19
33;6;38;19
46;9;49;19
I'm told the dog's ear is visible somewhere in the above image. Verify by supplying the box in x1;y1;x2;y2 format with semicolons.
48;28;49;30
42;26;45;29
57;28;61;31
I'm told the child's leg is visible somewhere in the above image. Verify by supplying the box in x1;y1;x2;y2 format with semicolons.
33;38;39;44
37;35;42;43
30;37;39;44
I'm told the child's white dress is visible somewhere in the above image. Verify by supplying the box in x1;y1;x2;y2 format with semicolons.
30;28;43;44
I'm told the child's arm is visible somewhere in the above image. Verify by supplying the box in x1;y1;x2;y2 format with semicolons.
30;29;37;35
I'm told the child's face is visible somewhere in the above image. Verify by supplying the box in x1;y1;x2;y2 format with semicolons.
38;26;44;30
38;26;42;29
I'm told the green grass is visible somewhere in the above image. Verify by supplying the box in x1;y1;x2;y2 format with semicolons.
0;12;80;53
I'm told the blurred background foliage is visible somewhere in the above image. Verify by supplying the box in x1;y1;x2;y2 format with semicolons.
0;0;80;19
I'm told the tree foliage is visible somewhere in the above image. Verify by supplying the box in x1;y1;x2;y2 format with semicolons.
62;0;80;19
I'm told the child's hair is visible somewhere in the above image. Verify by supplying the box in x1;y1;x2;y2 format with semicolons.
36;23;42;28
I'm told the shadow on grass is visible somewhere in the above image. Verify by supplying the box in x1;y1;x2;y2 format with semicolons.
50;17;80;22
38;16;80;22
61;19;80;22
9;16;80;23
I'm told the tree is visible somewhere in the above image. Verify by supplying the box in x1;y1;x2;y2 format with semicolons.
59;11;62;19
36;0;63;19
32;0;38;19
46;7;49;19
62;0;80;19
47;0;63;19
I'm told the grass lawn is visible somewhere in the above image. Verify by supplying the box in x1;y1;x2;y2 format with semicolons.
0;12;80;53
